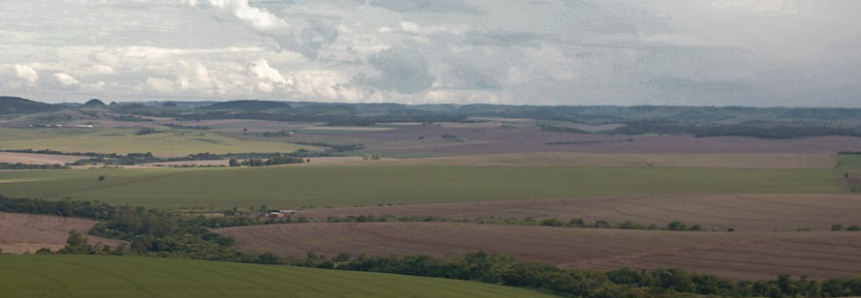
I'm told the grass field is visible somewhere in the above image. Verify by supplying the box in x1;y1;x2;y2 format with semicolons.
0;165;846;208
312;153;838;169
295;194;861;232
0;255;555;298
839;154;861;170
0;128;313;157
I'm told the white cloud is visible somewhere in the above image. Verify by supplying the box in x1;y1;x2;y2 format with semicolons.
53;73;80;86
14;64;39;84
81;81;107;92
1;0;860;107
256;81;274;93
184;0;287;30
283;70;368;101
249;59;286;84
85;64;115;75
147;77;175;92
120;46;264;59
708;0;812;15
177;61;214;91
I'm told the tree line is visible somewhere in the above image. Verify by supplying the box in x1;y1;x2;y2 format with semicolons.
607;122;861;139
0;162;69;170
228;155;306;167
325;215;710;231
5;195;861;298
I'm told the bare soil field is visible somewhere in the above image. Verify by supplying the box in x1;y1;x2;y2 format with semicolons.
298;153;837;169
296;194;861;232
0;152;88;165
218;222;861;280
0;212;123;253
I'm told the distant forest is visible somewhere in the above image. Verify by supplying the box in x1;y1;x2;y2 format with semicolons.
4;96;861;139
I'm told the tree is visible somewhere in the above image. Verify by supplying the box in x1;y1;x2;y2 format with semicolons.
229;159;239;167
59;229;95;255
667;221;688;231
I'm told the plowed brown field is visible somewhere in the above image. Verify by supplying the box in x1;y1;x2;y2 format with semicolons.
297;194;861;232
218;222;861;280
0;212;122;253
0;152;87;165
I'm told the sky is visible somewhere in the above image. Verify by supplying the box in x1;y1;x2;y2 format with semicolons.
1;0;860;107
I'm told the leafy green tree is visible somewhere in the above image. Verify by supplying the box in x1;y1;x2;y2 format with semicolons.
59;229;96;255
667;221;688;231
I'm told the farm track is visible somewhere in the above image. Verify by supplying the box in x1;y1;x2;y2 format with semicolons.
218;222;861;280
297;193;861;232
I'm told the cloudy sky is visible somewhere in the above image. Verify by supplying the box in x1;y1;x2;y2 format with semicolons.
1;0;860;107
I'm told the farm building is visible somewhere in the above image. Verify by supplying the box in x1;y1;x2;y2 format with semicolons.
266;210;297;219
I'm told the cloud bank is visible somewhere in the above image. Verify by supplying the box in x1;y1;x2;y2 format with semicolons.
0;0;859;107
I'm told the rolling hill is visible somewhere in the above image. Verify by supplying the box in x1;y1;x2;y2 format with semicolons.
0;96;55;115
204;100;292;110
0;255;556;298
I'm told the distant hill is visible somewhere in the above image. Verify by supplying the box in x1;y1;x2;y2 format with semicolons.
204;100;292;110
84;98;106;106
0;96;55;115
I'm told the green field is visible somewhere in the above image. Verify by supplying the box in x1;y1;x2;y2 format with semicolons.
0;128;313;157
0;255;554;298
0;165;845;208
838;154;861;171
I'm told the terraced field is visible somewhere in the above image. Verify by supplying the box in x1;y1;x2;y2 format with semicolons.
297;194;861;232
0;128;313;157
218;222;861;280
0;165;845;208
0;255;555;298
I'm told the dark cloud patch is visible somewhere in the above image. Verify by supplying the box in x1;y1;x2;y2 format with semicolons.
298;22;339;59
447;63;503;91
466;31;551;47
645;77;766;105
363;0;485;16
358;47;435;94
559;0;597;10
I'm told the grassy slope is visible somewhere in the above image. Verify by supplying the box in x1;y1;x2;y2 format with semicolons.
0;255;555;298
838;155;861;171
0;165;844;208
0;128;312;157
